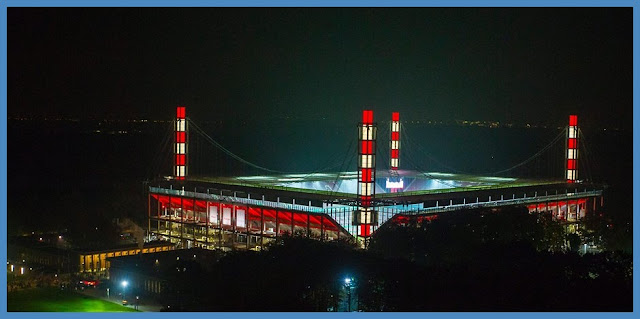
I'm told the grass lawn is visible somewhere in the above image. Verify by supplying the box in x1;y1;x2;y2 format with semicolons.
8;288;138;312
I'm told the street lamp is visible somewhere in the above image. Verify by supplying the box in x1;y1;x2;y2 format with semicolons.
344;277;354;312
121;280;129;304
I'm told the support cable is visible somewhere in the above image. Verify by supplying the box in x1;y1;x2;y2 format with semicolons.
578;128;595;182
146;121;174;180
403;125;566;177
188;117;349;175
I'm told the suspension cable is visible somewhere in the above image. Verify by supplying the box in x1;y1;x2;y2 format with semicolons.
146;121;174;180
578;128;594;182
188;118;350;175
482;128;566;176
403;125;567;177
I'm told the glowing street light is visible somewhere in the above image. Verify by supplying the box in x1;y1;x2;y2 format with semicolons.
344;277;355;311
121;280;129;305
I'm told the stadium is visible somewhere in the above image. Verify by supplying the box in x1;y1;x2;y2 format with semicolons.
147;108;604;250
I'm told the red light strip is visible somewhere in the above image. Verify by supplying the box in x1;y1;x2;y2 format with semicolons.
177;106;186;119
362;110;373;124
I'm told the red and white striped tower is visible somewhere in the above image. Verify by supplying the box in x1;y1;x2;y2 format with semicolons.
387;112;403;192
566;114;578;183
175;106;187;180
390;112;400;170
355;110;377;240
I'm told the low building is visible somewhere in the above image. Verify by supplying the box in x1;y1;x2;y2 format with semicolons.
9;237;176;275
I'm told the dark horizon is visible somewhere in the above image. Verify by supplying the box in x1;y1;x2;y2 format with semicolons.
8;7;633;130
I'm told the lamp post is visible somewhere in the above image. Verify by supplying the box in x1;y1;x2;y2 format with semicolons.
121;280;128;304
344;277;354;312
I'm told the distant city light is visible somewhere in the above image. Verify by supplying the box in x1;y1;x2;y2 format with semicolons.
344;277;352;285
121;280;129;288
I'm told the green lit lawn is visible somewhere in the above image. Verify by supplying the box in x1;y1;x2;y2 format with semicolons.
8;288;138;312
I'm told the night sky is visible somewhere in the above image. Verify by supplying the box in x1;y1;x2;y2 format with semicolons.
8;7;632;128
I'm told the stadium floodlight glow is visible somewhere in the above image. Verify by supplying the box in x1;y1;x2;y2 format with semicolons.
236;176;275;181
566;115;578;183
174;106;187;180
482;176;517;182
427;172;455;177
277;178;305;182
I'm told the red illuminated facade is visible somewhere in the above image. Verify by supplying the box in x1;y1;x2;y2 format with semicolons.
527;198;587;221
355;110;377;238
175;106;187;180
566;115;578;183
149;192;349;250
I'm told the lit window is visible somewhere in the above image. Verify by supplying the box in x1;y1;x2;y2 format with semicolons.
360;182;372;196
176;119;186;132
359;208;375;224
222;208;232;225
568;127;577;138
209;206;218;224
176;143;186;154
360;155;373;168
361;125;374;140
236;209;246;228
